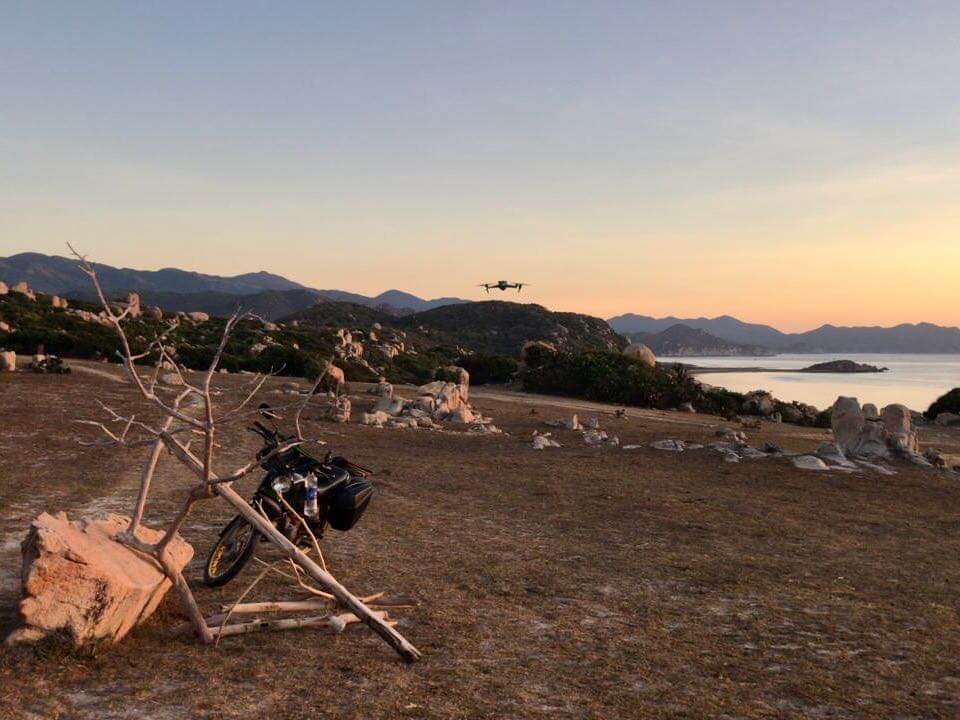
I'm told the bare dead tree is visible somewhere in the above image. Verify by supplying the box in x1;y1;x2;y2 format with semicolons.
68;246;421;662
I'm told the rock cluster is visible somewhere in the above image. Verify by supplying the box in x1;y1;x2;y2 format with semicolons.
362;370;500;434
540;414;618;448
7;512;193;646
831;397;921;462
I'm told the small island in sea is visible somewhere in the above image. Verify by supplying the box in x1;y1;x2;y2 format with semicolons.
800;359;888;373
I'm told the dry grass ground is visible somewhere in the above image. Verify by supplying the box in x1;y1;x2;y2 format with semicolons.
0;363;958;719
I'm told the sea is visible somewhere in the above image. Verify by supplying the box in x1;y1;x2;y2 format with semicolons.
679;354;960;412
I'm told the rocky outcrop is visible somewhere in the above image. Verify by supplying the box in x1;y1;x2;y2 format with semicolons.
831;397;921;461
0;350;15;371
741;390;775;417
0;281;7;295
7;512;193;646
186;311;209;323
11;282;35;301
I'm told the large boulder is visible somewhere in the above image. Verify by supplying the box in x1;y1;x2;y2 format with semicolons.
186;311;209;323
623;343;656;368
0;281;7;295
373;396;406;416
742;390;776;417
7;513;193;646
324;363;346;390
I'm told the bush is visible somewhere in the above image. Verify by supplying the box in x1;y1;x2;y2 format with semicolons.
520;348;703;410
697;388;744;419
926;388;960;419
456;353;518;385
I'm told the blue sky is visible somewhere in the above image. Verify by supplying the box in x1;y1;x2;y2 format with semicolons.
2;2;959;329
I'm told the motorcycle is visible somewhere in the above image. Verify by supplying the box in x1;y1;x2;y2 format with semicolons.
202;405;374;587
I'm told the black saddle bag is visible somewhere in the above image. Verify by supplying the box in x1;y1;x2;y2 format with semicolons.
326;477;374;531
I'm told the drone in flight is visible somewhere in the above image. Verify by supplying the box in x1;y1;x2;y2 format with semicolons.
479;280;527;293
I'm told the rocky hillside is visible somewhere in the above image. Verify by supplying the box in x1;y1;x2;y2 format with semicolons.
629;324;776;357
285;300;624;357
398;301;625;356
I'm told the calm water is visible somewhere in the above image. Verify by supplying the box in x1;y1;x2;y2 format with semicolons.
681;354;960;412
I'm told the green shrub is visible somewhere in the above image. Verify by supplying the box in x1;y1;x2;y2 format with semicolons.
926;388;960;419
520;348;703;410
456;353;518;385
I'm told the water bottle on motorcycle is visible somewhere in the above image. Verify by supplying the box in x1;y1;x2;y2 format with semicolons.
303;473;319;517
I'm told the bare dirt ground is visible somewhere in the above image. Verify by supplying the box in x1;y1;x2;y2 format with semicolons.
0;363;958;719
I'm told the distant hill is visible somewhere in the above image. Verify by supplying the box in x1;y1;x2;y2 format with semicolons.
609;313;791;348
284;300;625;356
400;301;625;356
280;300;394;329
0;252;470;315
609;313;960;353
630;324;776;357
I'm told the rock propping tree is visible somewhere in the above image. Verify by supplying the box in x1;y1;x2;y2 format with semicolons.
69;246;421;662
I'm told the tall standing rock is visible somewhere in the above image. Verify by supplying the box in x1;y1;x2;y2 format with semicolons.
881;404;919;454
832;397;867;456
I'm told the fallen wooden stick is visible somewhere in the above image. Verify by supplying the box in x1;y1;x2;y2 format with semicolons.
209;611;387;639
218;599;334;614
215;483;422;662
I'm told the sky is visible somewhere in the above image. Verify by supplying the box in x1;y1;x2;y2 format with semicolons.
2;1;959;331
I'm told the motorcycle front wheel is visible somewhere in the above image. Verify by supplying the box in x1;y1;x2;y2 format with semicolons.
202;515;261;587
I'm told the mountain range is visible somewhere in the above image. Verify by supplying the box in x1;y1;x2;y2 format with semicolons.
0;253;468;316
4;253;959;353
608;314;960;354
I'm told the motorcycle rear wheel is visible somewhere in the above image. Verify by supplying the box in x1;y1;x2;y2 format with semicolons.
203;515;261;587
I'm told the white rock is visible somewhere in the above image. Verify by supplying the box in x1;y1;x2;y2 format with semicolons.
532;432;561;450
373;397;406;416
652;439;685;452
361;411;390;427
793;455;829;471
